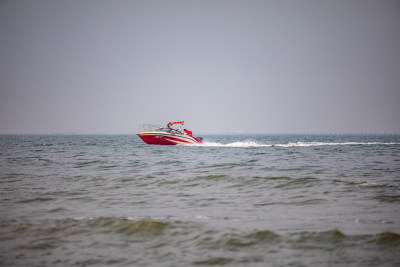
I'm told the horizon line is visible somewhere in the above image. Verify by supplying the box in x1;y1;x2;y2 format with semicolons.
1;132;399;136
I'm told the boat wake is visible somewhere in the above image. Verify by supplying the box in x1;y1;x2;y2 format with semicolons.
199;141;271;147
195;141;399;148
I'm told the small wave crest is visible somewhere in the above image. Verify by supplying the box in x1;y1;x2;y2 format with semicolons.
274;177;320;189
87;217;170;235
5;217;172;237
18;197;55;203
193;228;400;252
368;232;400;245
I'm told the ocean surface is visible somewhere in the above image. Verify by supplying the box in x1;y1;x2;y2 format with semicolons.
0;134;399;266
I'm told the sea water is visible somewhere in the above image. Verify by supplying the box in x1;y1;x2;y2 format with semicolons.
0;134;399;266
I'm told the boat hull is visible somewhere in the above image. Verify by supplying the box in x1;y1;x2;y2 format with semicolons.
137;132;202;145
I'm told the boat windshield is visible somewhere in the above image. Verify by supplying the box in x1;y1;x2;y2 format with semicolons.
158;127;171;132
157;127;182;134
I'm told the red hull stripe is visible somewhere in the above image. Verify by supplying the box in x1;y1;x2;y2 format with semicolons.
137;132;201;145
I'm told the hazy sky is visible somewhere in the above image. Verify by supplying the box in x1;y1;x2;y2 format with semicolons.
1;0;399;134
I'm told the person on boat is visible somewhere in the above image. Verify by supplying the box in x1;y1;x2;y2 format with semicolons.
183;129;193;137
165;123;172;132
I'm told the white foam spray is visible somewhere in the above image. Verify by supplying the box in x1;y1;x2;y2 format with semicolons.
195;141;398;148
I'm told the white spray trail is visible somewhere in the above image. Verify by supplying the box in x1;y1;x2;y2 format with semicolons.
194;141;399;148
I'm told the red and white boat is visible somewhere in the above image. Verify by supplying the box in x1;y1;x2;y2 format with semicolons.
137;121;203;145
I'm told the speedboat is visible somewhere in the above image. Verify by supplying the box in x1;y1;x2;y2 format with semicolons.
137;121;203;145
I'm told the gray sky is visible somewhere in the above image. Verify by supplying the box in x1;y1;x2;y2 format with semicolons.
1;0;399;134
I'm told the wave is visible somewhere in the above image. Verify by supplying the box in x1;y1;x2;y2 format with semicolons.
4;217;172;237
2;217;399;267
18;197;55;203
273;177;320;189
367;232;400;245
6;217;399;245
375;194;400;203
189;228;400;250
196;141;399;148
86;217;170;235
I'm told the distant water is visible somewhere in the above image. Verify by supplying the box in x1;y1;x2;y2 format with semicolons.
1;134;400;266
